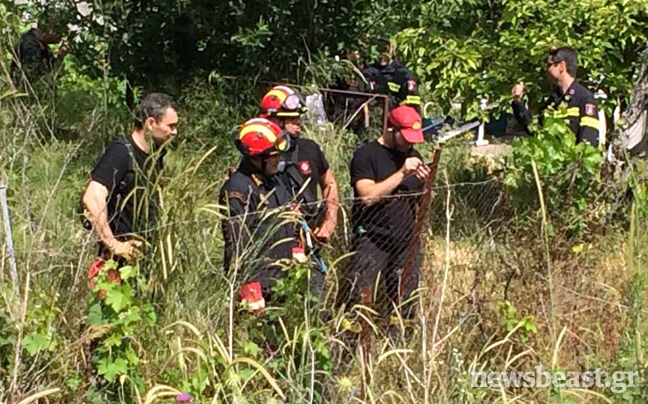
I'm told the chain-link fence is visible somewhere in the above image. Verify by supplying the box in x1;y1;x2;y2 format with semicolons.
220;159;626;321
328;175;512;324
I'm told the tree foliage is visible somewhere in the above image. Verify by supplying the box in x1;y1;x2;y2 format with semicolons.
5;0;648;113
6;0;370;93
394;0;648;116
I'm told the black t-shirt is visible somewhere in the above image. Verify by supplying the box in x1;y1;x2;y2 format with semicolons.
281;137;330;226
90;135;164;238
12;29;53;76
350;140;423;245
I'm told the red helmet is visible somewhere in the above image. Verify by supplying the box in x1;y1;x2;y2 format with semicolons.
235;118;289;157
259;86;306;118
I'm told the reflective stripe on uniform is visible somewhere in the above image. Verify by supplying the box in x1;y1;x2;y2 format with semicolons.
388;81;401;92
580;116;600;130
401;95;421;106
554;107;580;119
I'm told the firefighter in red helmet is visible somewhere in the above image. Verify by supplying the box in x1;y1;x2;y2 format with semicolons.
259;86;339;299
219;117;295;313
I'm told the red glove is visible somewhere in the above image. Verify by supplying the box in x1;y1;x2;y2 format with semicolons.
87;258;122;299
239;281;265;314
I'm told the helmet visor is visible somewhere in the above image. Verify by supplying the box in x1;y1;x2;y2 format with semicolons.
283;93;304;111
275;130;290;151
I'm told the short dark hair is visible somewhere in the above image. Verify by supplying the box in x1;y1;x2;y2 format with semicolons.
134;93;177;129
549;47;578;77
377;37;392;52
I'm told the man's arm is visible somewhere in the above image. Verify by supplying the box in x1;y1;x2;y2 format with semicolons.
51;44;68;74
355;157;430;207
82;181;141;260
511;81;533;134
314;168;339;241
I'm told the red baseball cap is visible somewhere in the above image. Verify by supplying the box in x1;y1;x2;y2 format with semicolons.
388;106;424;143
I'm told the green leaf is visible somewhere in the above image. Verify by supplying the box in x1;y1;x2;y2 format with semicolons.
119;306;141;326
104;333;123;348
67;374;82;389
243;341;260;358
0;335;14;348
103;260;118;270
87;303;104;325
119;265;137;281
125;345;140;366
22;333;50;356
105;285;133;313
143;305;157;326
98;357;128;382
238;368;256;381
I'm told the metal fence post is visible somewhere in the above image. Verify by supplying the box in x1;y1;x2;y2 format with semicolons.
0;180;19;296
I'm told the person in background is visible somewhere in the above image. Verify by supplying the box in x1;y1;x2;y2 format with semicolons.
12;24;69;84
512;46;600;147
373;38;421;110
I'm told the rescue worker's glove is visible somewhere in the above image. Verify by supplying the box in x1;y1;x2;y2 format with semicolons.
239;281;266;314
87;258;122;299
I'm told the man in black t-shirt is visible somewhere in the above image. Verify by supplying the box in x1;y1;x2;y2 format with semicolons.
345;105;430;318
259;87;339;240
81;93;179;266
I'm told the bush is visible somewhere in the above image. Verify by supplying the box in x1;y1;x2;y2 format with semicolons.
504;110;604;235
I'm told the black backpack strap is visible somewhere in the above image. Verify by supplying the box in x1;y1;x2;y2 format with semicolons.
114;136;138;195
285;142;303;189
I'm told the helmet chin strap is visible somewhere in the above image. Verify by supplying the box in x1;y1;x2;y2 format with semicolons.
244;154;266;175
253;153;275;177
261;156;269;175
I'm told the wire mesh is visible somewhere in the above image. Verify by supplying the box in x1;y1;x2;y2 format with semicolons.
217;169;612;322
77;152;627;320
219;184;440;320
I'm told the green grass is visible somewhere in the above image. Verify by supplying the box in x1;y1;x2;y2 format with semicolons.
2;58;648;404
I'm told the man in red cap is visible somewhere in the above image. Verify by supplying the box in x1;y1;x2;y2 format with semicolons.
343;105;431;319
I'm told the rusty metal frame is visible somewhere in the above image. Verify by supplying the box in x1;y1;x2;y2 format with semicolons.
400;147;443;301
213;76;391;134
317;88;390;134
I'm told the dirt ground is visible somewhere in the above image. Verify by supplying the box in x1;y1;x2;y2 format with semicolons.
468;134;520;165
